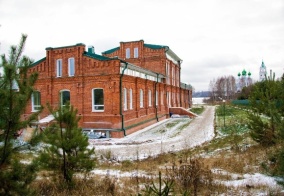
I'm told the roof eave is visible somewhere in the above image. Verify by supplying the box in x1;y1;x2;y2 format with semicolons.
166;48;182;63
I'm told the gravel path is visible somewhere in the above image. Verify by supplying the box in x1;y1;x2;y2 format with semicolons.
92;106;215;160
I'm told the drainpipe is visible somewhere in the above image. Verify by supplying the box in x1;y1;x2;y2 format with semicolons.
120;62;128;136
155;73;159;122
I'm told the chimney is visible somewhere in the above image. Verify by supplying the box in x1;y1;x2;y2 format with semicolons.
88;46;95;54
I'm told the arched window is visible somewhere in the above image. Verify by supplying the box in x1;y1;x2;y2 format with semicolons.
92;88;104;111
32;91;41;112
60;90;70;107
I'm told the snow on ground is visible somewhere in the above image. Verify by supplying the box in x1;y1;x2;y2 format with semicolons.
89;105;283;193
212;169;282;190
89;106;215;161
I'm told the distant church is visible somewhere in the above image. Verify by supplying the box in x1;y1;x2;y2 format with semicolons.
236;60;267;92
236;69;252;92
259;60;267;81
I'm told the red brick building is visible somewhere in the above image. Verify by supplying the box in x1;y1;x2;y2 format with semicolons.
25;40;192;138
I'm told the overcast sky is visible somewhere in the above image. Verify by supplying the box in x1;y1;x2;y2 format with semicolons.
1;0;284;91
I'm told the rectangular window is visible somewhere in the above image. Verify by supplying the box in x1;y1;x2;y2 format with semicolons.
134;47;138;58
172;67;175;86
93;89;104;111
140;89;143;108
126;48;130;59
166;62;170;84
148;90;152;106
156;90;158;106
176;69;179;87
56;59;62;77
124;88;127;111
167;91;171;107
161;91;164;105
129;89;133;109
32;91;41;112
68;57;75;76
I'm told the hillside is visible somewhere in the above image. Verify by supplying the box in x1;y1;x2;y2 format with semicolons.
20;105;284;195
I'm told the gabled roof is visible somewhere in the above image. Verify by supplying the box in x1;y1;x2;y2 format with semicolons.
45;43;85;50
83;51;113;61
102;47;120;55
101;41;182;63
102;44;169;55
144;43;169;50
29;57;46;68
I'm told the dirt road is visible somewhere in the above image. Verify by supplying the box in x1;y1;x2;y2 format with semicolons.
93;106;215;160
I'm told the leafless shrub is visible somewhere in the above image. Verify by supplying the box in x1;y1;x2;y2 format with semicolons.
166;157;213;196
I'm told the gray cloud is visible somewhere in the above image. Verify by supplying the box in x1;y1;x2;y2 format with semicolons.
1;0;283;91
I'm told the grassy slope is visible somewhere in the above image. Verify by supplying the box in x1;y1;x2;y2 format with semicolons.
29;105;283;195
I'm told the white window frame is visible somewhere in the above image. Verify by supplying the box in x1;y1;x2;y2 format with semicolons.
56;59;62;77
123;88;127;111
161;91;164;105
148;90;152;106
31;91;41;112
126;48;130;59
167;91;171;107
156;90;158;106
92;88;104;112
68;57;75;76
129;89;133;109
134;47;138;58
166;62;170;84
140;89;144;108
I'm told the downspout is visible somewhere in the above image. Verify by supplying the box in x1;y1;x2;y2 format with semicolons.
120;62;128;136
155;73;159;122
185;83;188;108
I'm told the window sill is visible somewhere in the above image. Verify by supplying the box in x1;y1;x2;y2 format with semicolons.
92;110;104;112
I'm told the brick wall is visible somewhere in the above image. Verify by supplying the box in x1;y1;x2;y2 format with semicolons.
25;41;191;138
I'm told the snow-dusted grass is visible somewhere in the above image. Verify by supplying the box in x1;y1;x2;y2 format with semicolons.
90;105;283;195
16;105;284;195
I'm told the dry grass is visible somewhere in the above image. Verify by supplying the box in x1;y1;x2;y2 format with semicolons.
28;105;284;195
29;134;283;195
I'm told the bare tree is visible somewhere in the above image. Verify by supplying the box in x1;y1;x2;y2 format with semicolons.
208;75;237;101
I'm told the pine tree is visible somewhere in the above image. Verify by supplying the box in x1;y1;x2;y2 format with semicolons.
248;74;281;146
0;34;40;195
38;103;96;186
